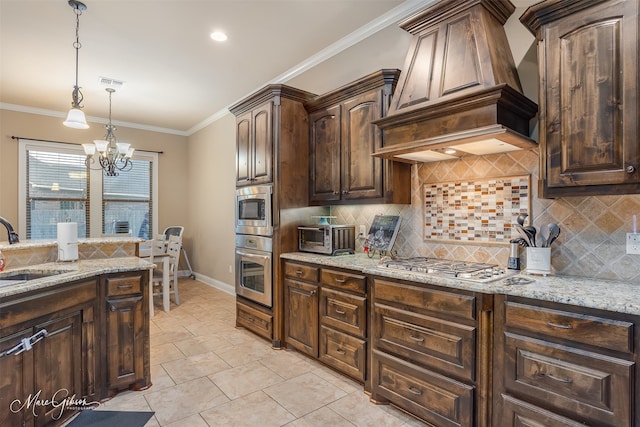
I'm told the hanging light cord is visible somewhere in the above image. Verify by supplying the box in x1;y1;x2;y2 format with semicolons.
70;4;84;109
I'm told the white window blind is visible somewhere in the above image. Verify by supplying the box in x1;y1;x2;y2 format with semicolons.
102;159;153;238
26;150;89;239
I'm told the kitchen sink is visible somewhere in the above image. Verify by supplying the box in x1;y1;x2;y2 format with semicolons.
0;271;63;287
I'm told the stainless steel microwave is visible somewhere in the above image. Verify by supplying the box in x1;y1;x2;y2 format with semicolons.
235;185;273;236
298;225;355;255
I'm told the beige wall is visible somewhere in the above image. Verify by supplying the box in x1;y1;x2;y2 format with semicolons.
185;113;236;289
0;109;188;240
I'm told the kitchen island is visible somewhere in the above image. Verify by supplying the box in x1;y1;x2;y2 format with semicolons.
280;252;640;427
0;241;153;427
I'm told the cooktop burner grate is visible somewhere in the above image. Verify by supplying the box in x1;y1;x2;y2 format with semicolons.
377;257;514;283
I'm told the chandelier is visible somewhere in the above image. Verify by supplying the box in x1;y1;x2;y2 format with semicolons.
63;0;89;129
83;88;135;176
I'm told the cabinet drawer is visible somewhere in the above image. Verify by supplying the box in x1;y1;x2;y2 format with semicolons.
106;275;143;297
236;300;273;341
499;394;587;427
284;262;318;282
372;350;474;427
374;303;475;382
374;278;475;321
504;332;633;427
505;301;633;353
320;287;366;338
319;326;366;381
320;269;365;294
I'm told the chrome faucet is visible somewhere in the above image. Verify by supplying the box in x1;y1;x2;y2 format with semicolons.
0;217;19;244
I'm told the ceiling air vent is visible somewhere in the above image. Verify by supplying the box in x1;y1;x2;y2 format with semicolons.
97;76;125;90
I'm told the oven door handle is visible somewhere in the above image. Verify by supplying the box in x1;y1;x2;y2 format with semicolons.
237;251;271;262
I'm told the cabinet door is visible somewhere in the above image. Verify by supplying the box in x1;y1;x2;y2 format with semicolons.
236;110;252;185
0;328;34;427
106;295;144;392
309;106;341;203
251;102;273;185
542;0;639;194
284;278;318;357
341;89;384;201
33;313;84;427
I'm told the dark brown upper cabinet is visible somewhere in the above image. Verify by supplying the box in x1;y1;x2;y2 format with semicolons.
522;0;640;197
305;69;410;205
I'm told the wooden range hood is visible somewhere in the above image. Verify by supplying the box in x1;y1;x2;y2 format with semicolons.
374;0;538;163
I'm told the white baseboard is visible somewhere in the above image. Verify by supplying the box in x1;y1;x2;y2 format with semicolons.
188;272;235;296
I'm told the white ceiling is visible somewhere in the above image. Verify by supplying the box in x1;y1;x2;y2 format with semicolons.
0;0;433;135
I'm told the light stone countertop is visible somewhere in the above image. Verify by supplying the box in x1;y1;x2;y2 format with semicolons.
0;257;153;299
0;236;146;251
281;252;640;316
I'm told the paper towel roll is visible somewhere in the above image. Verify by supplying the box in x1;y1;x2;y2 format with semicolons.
57;222;79;261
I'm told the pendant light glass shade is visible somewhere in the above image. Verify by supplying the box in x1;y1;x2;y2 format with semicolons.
64;107;89;129
63;1;89;130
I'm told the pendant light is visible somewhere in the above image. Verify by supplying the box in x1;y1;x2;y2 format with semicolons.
83;88;135;176
63;0;89;129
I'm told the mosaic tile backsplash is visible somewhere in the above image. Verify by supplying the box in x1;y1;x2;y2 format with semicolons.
332;150;640;282
424;175;530;244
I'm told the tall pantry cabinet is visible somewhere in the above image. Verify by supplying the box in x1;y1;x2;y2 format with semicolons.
230;85;316;347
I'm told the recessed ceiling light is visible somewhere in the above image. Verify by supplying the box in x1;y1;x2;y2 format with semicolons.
210;31;227;42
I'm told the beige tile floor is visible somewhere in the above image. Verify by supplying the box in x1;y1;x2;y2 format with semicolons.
94;279;427;426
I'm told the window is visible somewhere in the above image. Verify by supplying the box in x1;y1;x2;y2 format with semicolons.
103;159;152;239
19;140;158;240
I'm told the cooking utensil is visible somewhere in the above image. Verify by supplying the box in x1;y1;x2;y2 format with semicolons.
517;213;528;227
523;225;537;247
514;224;533;247
547;223;560;246
538;223;549;248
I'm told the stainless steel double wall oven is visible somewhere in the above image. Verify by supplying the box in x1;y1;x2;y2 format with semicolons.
234;185;273;307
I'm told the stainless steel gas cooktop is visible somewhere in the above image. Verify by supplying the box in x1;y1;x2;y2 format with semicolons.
377;257;517;283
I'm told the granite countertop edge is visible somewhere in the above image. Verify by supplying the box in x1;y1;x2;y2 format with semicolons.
281;252;640;316
0;237;146;251
0;257;153;299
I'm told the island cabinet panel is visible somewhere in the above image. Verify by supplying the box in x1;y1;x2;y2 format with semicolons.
494;295;639;427
103;271;150;396
283;260;368;382
0;278;99;427
521;0;640;196
370;276;491;426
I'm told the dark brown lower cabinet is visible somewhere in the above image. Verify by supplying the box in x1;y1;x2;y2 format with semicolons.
283;261;368;382
370;276;491;427
104;272;149;396
0;279;98;427
494;295;638;427
0;269;150;427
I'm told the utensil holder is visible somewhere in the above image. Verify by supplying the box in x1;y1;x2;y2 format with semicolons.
526;247;551;275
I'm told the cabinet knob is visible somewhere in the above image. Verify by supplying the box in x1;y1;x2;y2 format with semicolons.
626;165;636;174
110;304;116;312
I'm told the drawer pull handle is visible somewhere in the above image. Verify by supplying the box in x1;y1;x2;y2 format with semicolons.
545;372;573;384
407;386;422;396
334;278;346;283
295;270;303;276
335;309;346;315
117;284;133;289
409;335;425;343
298;289;317;297
335;348;346;355
547;321;572;329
